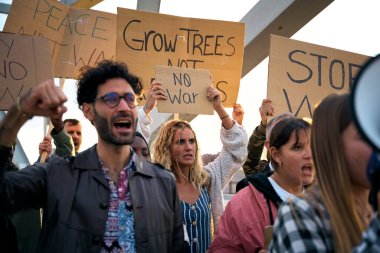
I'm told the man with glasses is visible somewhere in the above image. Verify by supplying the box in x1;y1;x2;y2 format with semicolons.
0;60;184;253
38;80;159;160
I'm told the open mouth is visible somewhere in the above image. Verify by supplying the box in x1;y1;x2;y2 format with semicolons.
113;120;132;129
301;165;312;176
183;154;194;159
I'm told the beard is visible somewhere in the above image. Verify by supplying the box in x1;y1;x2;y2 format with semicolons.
93;107;137;146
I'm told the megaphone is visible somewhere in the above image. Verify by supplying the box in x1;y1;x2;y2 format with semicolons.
351;54;380;210
351;54;380;151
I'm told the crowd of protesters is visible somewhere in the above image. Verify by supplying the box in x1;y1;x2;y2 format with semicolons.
0;60;379;253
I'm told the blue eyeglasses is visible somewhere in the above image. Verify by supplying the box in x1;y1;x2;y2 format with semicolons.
96;92;137;108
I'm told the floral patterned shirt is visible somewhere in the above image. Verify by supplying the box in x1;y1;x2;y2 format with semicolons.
100;151;136;253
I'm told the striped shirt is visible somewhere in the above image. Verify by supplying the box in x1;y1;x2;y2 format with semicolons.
181;187;211;253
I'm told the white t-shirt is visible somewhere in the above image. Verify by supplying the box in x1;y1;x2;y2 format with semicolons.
268;177;297;202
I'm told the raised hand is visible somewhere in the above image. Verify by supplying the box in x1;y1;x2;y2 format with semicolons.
50;112;65;133
207;86;234;130
232;103;244;125
144;80;167;114
259;99;274;126
207;86;222;111
20;79;67;118
39;136;52;156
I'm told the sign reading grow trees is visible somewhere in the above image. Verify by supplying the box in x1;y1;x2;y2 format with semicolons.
0;32;53;110
155;66;213;115
268;35;370;119
116;7;245;107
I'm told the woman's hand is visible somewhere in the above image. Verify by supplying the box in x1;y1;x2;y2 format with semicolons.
207;86;222;111
207;86;234;130
144;80;167;115
232;103;244;125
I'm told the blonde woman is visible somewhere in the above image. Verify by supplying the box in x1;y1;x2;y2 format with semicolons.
151;86;248;253
269;93;380;252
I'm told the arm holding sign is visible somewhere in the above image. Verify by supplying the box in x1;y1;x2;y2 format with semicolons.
207;86;234;130
242;99;274;176
49;113;75;157
143;81;168;113
38;136;52;158
204;86;248;230
232;103;244;125
202;103;245;165
137;81;168;142
38;113;75;162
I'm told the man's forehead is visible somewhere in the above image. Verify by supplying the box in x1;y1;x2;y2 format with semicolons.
65;123;82;130
99;78;134;93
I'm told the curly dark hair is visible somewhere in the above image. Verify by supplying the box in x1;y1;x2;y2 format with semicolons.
77;60;143;109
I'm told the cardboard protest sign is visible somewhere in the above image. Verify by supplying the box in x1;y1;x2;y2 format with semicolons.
0;32;53;110
116;7;245;107
4;0;116;78
155;65;213;114
268;34;370;119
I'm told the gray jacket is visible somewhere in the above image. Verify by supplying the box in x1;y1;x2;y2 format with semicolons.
0;145;184;253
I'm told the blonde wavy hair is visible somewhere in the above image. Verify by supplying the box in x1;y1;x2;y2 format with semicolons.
311;93;367;252
151;120;210;192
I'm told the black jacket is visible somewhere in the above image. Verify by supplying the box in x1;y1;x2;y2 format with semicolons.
236;163;273;193
0;145;184;253
0;151;40;253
